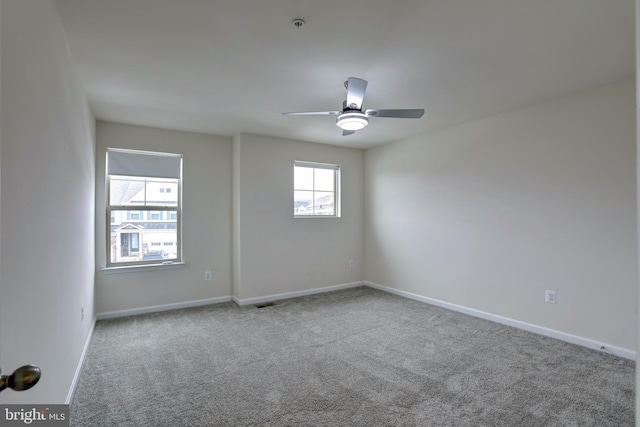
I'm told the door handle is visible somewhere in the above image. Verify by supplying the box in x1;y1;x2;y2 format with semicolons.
0;365;41;393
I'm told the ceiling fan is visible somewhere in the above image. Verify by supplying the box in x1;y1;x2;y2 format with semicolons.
283;77;425;136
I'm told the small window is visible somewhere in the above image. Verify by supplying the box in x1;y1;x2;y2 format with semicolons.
127;211;141;220
294;161;340;217
106;148;182;267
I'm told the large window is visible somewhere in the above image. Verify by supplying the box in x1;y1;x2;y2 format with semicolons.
106;148;182;266
294;161;340;217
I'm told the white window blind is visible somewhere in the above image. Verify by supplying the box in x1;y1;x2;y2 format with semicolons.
294;160;340;171
107;148;182;179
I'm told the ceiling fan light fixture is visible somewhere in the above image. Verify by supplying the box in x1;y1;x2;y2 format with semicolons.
336;112;368;131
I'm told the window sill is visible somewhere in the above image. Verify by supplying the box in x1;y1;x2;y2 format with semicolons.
102;262;186;274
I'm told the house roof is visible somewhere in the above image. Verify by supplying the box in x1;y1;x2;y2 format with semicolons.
111;222;177;233
109;181;145;206
54;0;634;149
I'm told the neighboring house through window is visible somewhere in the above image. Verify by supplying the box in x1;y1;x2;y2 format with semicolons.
294;161;340;217
106;148;183;266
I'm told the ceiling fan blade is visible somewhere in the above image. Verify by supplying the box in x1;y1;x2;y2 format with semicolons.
365;109;425;118
345;77;368;110
282;111;340;116
342;130;356;136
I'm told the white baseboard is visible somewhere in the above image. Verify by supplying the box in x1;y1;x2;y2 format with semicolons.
96;296;232;320
364;281;636;360
92;282;635;360
232;281;365;306
66;316;96;404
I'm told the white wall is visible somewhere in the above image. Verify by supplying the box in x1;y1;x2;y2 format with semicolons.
635;1;640;421
97;128;363;309
365;79;637;351
0;0;95;404
233;133;364;301
95;121;232;314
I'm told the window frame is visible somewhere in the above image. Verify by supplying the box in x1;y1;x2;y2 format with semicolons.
293;160;341;218
105;148;183;268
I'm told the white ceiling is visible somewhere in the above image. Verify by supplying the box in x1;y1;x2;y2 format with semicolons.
53;0;635;149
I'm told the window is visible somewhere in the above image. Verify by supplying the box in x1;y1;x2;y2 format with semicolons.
294;161;340;217
127;211;141;220
106;148;182;267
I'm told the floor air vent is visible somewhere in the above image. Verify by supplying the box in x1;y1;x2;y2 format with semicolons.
254;302;276;308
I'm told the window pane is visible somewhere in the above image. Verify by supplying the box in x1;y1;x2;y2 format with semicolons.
294;162;340;217
109;209;178;263
314;169;334;192
294;166;313;190
313;192;334;215
110;176;178;207
294;191;313;215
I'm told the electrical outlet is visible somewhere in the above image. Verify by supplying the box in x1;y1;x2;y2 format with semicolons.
204;271;212;280
349;259;355;268
545;290;556;304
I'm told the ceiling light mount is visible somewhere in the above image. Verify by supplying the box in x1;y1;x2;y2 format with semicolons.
292;19;305;29
336;112;368;131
